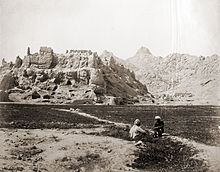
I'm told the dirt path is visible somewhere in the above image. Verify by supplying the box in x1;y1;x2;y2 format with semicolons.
55;108;128;127
59;108;220;172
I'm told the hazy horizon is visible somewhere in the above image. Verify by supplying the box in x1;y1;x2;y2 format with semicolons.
0;0;220;62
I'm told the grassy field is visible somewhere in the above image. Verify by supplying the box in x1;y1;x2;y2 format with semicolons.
0;104;106;129
77;105;220;146
1;104;219;145
0;104;219;171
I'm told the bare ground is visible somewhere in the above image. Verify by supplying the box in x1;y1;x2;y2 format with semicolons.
0;128;138;172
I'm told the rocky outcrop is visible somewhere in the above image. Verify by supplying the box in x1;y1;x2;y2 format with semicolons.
1;58;7;66
90;69;105;86
0;47;150;104
101;50;137;72
1;58;14;68
14;56;22;68
0;90;10;102
31;90;41;99
0;72;17;91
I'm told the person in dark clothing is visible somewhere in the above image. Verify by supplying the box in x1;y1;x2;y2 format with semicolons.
153;116;164;138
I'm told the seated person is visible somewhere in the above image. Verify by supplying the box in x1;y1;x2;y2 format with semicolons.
153;116;164;138
129;119;146;142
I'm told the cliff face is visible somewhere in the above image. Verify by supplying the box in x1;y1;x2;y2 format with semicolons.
127;47;220;105
0;47;150;104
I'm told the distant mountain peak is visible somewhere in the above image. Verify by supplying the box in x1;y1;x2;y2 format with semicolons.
135;46;152;56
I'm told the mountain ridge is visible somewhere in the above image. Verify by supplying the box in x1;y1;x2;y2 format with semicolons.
123;47;220;105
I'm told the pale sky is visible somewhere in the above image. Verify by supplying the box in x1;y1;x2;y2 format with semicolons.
0;0;220;63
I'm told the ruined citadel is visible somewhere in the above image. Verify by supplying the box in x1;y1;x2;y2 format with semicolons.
0;47;151;104
1;46;219;105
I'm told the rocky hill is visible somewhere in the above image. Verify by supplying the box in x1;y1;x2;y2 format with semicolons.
0;47;151;104
1;46;218;105
127;47;220;105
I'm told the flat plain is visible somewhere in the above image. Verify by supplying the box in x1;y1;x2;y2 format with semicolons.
0;104;219;171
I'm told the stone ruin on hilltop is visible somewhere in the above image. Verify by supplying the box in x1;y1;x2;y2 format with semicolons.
0;47;152;105
22;46;57;69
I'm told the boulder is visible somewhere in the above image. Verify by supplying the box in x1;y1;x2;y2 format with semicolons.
53;72;65;84
36;73;49;82
94;86;105;95
32;91;41;99
90;69;105;86
0;72;17;91
0;90;10;102
64;79;72;85
17;76;32;90
26;68;35;77
43;94;53;99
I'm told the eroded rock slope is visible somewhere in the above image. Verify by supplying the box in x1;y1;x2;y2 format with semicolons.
127;47;220;104
0;47;151;104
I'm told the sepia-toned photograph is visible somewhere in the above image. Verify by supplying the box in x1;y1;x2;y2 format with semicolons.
0;0;220;171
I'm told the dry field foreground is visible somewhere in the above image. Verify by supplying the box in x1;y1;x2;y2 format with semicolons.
0;104;220;172
0;128;138;172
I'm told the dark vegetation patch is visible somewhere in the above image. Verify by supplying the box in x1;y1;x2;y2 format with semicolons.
77;105;220;146
131;138;208;172
0;104;106;129
95;125;208;172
